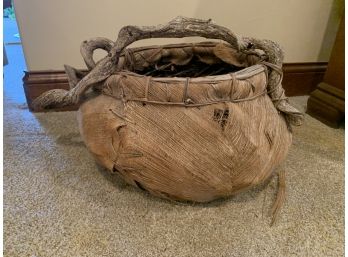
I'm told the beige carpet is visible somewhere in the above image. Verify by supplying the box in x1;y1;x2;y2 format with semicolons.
4;94;344;257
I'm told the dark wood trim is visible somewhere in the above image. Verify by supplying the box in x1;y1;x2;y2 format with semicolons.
22;71;80;112
307;16;344;128
282;62;327;96
23;62;327;112
307;83;344;128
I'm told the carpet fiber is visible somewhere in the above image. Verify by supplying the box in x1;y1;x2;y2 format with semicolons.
4;93;344;257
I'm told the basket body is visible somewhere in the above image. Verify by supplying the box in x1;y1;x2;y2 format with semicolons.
78;47;292;202
32;17;303;213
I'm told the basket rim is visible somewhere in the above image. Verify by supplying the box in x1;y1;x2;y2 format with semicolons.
118;41;267;82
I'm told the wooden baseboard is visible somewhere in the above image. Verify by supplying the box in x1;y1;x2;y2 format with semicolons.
307;82;345;128
282;62;327;96
22;71;80;112
23;62;327;112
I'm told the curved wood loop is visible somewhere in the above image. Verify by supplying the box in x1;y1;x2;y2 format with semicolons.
80;37;114;70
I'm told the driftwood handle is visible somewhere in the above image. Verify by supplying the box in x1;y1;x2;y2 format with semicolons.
32;16;248;109
112;16;244;54
32;16;303;126
111;16;284;67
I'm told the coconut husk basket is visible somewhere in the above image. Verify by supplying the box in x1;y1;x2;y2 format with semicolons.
34;17;303;224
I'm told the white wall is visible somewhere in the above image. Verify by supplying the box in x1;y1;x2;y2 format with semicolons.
14;0;344;71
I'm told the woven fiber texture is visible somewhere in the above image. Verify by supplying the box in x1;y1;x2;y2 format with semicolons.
78;64;292;203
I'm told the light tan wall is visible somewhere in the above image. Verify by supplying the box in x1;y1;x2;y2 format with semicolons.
14;0;343;71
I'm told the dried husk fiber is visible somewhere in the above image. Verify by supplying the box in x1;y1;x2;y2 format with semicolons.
33;17;303;223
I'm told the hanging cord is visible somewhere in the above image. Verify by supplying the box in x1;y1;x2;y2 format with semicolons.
258;60;288;225
270;169;286;226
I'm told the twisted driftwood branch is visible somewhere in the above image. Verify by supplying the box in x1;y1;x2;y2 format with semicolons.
64;64;86;89
32;16;303;125
80;37;114;70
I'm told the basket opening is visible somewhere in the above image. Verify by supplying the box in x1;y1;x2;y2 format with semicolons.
122;42;249;78
134;55;243;78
